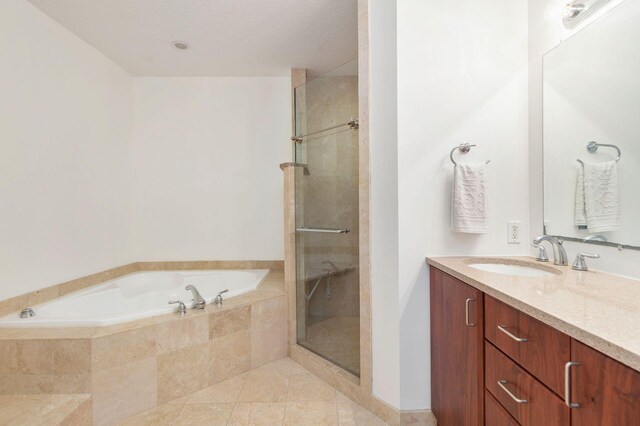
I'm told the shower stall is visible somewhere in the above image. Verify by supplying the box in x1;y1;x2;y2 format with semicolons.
292;59;360;376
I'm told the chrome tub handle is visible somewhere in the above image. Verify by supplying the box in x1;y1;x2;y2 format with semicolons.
565;362;581;408
465;298;476;327
498;325;528;342
497;380;528;404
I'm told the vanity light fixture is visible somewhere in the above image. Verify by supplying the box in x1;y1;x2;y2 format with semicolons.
562;0;613;29
563;2;586;19
173;41;190;50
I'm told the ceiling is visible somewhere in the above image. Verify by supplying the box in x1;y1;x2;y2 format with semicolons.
27;0;358;77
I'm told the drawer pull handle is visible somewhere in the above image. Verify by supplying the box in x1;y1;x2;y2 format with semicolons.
465;298;476;327
498;325;528;342
497;380;528;404
565;362;581;408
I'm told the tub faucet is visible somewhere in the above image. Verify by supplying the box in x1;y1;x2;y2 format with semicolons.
533;235;568;266
185;285;206;310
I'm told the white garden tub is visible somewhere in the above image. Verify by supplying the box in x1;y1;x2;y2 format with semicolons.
0;269;269;327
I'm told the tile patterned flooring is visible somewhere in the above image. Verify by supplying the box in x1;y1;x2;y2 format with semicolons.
118;357;387;425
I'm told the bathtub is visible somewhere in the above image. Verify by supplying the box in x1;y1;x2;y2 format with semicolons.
0;269;269;327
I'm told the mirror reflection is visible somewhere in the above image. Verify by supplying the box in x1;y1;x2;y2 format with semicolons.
543;0;640;248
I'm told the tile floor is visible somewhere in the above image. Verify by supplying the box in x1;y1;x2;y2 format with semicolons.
117;357;387;425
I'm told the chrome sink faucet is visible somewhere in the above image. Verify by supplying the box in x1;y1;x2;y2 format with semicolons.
533;235;568;266
185;285;206;310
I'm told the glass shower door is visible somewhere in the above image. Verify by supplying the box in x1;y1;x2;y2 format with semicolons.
293;60;360;376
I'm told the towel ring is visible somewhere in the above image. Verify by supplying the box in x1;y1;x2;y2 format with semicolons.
577;141;621;164
450;143;491;166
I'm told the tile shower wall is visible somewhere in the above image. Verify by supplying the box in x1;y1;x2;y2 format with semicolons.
300;76;359;315
295;74;360;373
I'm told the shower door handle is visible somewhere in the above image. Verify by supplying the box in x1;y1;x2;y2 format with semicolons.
296;227;350;234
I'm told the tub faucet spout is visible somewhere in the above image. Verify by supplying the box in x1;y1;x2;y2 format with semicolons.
185;285;206;310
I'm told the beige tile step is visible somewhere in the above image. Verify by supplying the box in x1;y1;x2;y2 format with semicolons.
0;394;92;426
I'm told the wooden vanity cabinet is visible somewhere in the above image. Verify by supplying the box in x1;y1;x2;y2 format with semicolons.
430;268;484;426
429;265;640;426
570;340;640;425
485;295;570;396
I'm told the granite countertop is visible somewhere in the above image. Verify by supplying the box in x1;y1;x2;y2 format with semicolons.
426;256;640;372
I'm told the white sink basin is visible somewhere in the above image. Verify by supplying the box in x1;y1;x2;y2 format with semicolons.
468;263;557;278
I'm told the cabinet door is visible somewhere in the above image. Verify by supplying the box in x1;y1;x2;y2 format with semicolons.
570;339;640;425
430;267;484;426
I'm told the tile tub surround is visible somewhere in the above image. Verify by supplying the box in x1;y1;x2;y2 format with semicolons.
0;260;283;318
0;394;92;426
0;271;287;426
118;357;389;426
427;256;640;373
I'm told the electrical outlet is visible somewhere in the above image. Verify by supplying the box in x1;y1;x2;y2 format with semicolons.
508;221;521;244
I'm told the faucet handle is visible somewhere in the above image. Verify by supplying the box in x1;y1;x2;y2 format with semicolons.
214;289;229;306
169;300;187;315
572;253;600;271
534;244;549;262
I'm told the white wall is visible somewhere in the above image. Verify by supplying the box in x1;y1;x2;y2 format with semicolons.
395;0;529;410
131;77;290;261
0;1;291;301
0;0;133;301
369;0;529;411
369;0;402;408
528;0;640;279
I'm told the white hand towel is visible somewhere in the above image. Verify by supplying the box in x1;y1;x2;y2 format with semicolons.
574;164;587;228
452;163;488;233
583;160;620;232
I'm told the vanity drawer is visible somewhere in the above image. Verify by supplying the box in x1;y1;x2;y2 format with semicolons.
485;342;569;426
485;390;519;426
485;296;570;396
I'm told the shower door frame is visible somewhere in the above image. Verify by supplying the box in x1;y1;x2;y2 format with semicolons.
282;0;372;401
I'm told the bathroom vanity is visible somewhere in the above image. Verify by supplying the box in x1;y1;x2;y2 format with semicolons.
427;257;640;426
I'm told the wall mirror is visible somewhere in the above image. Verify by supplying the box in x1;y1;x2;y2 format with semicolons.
543;0;640;249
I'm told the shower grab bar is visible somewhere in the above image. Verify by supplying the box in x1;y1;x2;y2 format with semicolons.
296;227;350;234
292;118;359;143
